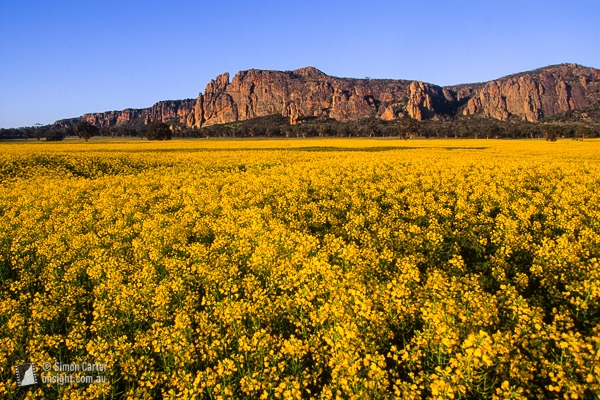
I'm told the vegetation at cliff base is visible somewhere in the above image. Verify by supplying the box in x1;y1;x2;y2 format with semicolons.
74;121;99;142
2;110;599;141
0;139;599;399
146;121;172;141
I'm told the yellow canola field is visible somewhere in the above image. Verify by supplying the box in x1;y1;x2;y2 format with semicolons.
0;138;599;399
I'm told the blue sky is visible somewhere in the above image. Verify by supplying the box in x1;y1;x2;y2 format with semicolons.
1;0;598;128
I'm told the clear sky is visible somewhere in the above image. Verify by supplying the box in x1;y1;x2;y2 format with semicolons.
1;0;598;128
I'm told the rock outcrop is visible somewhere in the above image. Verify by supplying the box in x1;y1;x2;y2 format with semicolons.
197;67;417;126
80;99;197;127
462;64;600;122
56;63;600;128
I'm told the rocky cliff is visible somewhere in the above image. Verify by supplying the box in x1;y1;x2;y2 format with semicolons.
198;67;416;126
79;99;197;128
56;64;600;128
462;64;600;122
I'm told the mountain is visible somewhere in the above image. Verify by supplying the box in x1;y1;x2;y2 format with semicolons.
55;64;600;129
461;64;600;122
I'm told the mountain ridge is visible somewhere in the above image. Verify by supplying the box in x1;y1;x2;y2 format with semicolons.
55;63;600;129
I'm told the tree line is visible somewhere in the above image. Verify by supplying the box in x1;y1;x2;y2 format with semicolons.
1;115;598;141
0;121;173;141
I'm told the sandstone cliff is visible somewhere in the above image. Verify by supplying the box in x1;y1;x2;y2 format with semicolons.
80;99;197;128
198;67;419;126
56;63;600;128
462;64;600;122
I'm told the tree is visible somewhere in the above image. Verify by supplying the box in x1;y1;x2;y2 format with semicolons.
74;121;98;141
398;115;421;140
542;124;562;141
46;129;65;141
266;125;281;137
146;122;172;140
574;125;593;141
482;124;501;139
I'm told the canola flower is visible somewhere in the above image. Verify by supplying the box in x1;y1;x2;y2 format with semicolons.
0;138;599;399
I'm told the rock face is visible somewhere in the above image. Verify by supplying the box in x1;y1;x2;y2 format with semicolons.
80;99;197;127
462;64;600;122
197;67;418;126
56;63;600;128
